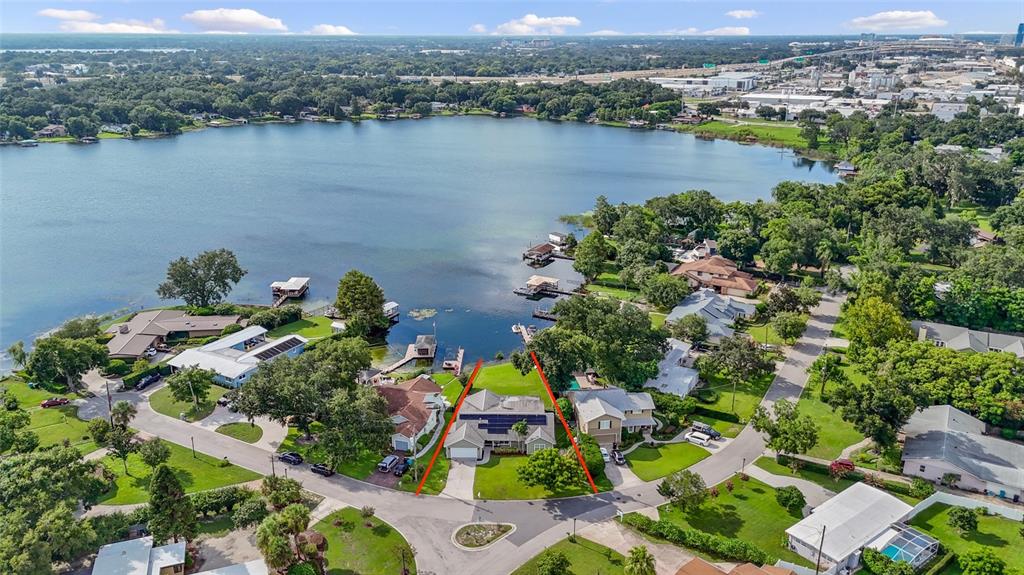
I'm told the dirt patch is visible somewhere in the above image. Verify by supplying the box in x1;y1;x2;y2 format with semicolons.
194;526;261;571
364;469;402;489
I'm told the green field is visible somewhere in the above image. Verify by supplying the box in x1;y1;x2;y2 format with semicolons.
909;504;1024;573
511;537;625;575
753;456;858;492
471;363;553;409
434;373;464;405
681;120;814;149
267;316;336;339
98;440;260;504
149;384;228;422
2;377;98;454
215;422;263;443
796;368;864;460
474;454;613;499
693;370;776;437
947;204;994;233
739;314;808;346
626;442;712;482
314;507;418;575
658;475;808;565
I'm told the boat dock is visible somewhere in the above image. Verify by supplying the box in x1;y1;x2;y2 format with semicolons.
270;277;310;308
512;324;537;345
442;347;465;376
380;334;437;374
533;308;558;321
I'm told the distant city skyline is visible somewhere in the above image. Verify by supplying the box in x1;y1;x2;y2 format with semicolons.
1;1;1022;37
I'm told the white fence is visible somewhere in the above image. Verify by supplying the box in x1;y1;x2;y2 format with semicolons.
905;491;1023;522
775;560;840;575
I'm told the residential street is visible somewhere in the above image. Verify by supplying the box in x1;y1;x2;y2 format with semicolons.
75;293;844;575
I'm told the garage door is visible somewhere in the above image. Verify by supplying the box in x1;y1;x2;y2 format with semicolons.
449;447;478;460
393;438;410;452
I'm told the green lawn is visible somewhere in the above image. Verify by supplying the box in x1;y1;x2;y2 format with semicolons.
511;537;624;575
268;316;336;339
277;424;382;480
313;507;417;575
435;374;464;406
587;283;643;302
796;375;864;460
626;442;712;482
947;204;994;233
98;440;260;504
215;422;264;443
753;456;858;492
472;363;553;409
693;371;776;437
1;377;97;454
681;120;815;150
149;385;228;422
658;475;808;565
909;504;1024;573
474;454;613;499
197;515;235;537
739;315;808;346
397;453;449;495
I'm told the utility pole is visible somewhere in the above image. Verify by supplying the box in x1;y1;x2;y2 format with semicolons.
191;436;196;458
814;525;827;575
105;380;113;426
270;454;277;477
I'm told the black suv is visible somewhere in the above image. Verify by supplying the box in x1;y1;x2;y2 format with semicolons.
310;463;335;477
393;457;413;477
690;421;722;440
278;452;303;465
134;374;161;391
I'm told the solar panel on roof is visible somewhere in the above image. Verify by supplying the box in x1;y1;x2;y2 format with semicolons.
253;337;303;360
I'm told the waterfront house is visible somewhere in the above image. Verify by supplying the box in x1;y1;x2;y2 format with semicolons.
670;255;759;297
910;320;1024;358
35;124;67;138
548;232;568;246
644;338;700;398
666;289;756;343
444;390;555;460
379;376;445;452
167;326;307;388
834;160;857;176
902;405;1023;502
673;239;719;263
569;388;656;447
105;310;241;360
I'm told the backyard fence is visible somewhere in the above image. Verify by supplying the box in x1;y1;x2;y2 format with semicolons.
905;491;1023;522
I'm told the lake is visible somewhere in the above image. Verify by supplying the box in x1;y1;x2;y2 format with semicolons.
0;116;837;366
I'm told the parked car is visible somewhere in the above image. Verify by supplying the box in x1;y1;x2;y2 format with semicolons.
393;457;413;476
377;455;399;473
599;447;611;463
684;431;711;447
690;421;722;440
612;450;626;466
216;396;230;407
144;347;158;358
134;374;161;391
40;397;70;408
310;463;335;477
278;452;303;465
227;402;240;413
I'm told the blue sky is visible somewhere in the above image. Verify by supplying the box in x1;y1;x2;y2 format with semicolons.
1;1;1021;36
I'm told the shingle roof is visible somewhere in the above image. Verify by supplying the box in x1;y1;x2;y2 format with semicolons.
445;422;486;448
911;321;1024;358
903;405;1024;490
571;388;654;424
379;376;442;437
666;289;756;339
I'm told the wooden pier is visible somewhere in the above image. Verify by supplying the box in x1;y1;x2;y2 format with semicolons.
512;324;537;345
380;335;437;374
532;308;558;321
270;277;310;308
442;347;465;376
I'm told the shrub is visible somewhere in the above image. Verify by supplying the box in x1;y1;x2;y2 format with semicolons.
190;485;257;516
696;388;720;404
88;418;112;446
232;497;270;528
775;486;806;511
621;514;774;564
221;323;244;336
287;564;317;575
248;305;303;330
1000;428;1018;440
910;478;936;499
360;505;375;518
102;359;131;377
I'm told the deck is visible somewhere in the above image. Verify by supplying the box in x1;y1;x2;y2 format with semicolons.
442;347;465;376
381;343;436;374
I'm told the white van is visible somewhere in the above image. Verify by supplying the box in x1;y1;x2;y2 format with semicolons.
684;431;711;447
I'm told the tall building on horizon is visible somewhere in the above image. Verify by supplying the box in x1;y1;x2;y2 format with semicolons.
1015;23;1024;47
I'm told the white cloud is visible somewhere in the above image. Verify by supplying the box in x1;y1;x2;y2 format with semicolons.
492;14;581;35
307;24;357;35
38;8;99;22
847;10;947;32
183;8;287;33
725;10;760;19
58;18;175;34
659;26;750;36
468;23;487;34
586;29;624;36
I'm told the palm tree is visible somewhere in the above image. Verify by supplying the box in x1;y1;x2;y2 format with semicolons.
278;503;311;561
511;419;529;453
625;545;656;575
256;515;294;571
111;400;137;428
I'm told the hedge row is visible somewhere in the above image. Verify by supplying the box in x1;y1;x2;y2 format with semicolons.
776;455;916;497
621;513;774;565
122;364;171;386
922;551;956;575
190;485;258;517
694;406;741;424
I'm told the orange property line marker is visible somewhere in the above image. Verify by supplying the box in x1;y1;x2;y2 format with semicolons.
531;351;599;494
415;358;483;496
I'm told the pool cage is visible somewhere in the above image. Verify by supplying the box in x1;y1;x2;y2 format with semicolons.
869;524;940;569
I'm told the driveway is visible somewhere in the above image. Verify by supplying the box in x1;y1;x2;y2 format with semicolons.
603;462;643;489
441;459;477;500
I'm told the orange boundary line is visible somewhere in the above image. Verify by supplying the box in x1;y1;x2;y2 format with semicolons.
531;351;599;494
415;359;483;495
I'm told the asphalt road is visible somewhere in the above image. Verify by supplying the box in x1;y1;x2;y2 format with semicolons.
78;293;843;575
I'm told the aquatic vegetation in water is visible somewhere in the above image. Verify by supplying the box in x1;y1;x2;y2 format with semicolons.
408;308;437;320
